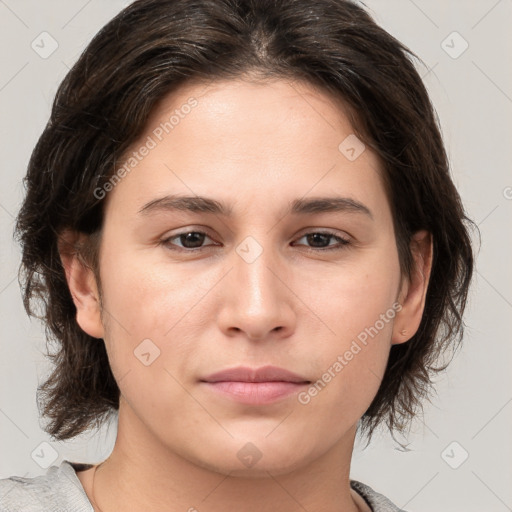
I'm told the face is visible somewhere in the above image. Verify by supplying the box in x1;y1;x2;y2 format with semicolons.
72;78;412;476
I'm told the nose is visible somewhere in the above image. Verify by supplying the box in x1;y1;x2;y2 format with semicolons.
216;240;296;342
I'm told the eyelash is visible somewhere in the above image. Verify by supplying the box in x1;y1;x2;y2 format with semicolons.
160;229;351;253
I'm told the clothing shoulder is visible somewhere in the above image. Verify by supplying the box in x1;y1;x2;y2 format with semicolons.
350;479;408;512
0;460;93;512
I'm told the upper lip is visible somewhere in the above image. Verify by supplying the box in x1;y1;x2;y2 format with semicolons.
201;365;310;383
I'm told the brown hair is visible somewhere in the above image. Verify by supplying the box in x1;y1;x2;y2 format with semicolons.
14;0;475;443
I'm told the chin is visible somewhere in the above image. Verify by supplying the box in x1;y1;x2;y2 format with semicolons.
186;438;317;478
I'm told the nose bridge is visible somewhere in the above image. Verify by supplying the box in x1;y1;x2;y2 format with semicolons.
232;233;281;307
216;229;295;339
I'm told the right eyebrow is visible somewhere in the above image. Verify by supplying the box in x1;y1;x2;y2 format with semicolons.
138;195;233;216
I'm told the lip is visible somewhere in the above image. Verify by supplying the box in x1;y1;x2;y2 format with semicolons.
200;365;311;405
202;365;310;384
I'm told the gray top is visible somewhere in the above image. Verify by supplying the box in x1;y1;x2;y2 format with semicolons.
0;460;407;511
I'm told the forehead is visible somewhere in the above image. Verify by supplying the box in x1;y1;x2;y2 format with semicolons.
102;78;387;220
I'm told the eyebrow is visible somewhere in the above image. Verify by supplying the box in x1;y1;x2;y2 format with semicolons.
137;194;373;219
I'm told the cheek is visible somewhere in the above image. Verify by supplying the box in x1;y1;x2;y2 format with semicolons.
99;242;209;338
96;245;203;390
295;299;395;443
295;247;400;422
300;242;401;347
96;254;206;434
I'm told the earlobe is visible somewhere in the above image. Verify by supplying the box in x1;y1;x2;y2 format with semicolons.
57;229;104;339
392;230;433;345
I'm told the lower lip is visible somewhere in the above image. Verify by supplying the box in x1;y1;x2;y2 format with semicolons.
202;381;309;405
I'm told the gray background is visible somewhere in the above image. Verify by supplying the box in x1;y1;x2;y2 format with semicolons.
0;1;511;511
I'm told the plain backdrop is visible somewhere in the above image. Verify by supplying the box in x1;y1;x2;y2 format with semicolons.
0;1;511;511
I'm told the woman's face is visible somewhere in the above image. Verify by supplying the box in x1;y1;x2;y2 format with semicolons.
81;78;409;476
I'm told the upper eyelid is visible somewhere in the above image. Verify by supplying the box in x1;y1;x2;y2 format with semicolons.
163;228;351;247
165;226;349;238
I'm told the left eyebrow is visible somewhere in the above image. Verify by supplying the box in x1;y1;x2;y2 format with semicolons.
137;194;373;220
290;196;373;219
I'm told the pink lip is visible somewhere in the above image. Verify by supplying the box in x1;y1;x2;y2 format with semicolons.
200;365;310;405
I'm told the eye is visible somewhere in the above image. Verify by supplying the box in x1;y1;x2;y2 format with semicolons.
161;230;216;251
160;229;350;253
293;231;350;251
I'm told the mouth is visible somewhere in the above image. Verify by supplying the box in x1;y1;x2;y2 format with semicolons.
200;365;311;405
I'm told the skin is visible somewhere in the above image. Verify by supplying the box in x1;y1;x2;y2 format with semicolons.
59;77;432;512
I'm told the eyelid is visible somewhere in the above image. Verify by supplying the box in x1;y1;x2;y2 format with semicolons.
160;227;352;252
295;227;350;240
293;231;351;251
160;227;218;250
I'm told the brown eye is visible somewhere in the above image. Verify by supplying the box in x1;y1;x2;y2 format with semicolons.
162;231;214;251
294;232;350;251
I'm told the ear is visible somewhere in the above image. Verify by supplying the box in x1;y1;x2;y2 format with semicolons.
392;230;433;345
57;229;104;339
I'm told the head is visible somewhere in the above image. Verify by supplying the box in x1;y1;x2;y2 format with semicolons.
15;0;474;470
